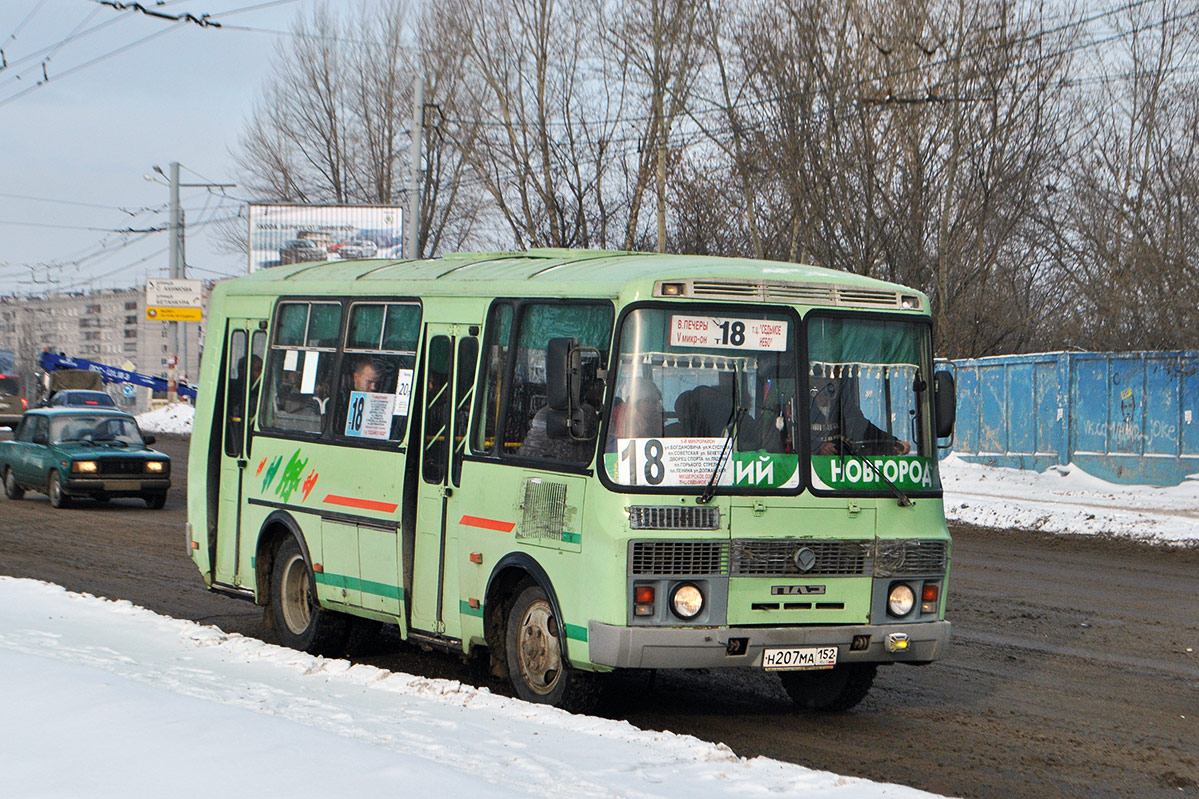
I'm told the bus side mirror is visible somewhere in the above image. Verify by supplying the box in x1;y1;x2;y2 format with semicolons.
546;337;581;414
546;337;600;440
934;371;956;440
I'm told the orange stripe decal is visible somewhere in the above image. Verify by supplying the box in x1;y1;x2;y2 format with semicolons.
459;515;516;533
323;494;399;513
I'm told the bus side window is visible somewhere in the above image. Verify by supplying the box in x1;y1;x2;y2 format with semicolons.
336;302;420;443
260;301;341;436
500;301;613;459
224;329;248;457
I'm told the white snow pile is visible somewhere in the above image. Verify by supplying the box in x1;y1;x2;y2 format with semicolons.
940;453;1199;544
0;576;943;799
136;403;195;434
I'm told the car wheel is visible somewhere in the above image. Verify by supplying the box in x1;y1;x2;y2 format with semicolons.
143;493;166;509
4;467;24;500
503;582;601;711
269;537;348;656
779;663;877;712
48;470;70;509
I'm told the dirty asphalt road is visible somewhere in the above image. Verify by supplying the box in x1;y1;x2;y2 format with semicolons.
0;432;1195;798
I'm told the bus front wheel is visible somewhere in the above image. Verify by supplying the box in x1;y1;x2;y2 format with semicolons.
270;536;348;656
503;582;599;711
779;663;877;712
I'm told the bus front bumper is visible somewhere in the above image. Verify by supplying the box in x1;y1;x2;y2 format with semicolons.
586;620;951;669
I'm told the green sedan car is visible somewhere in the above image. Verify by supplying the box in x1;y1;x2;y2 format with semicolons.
1;408;170;509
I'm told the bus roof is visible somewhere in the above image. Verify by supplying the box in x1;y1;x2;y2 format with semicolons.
220;249;927;310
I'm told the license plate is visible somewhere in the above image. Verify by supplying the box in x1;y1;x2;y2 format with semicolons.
761;646;838;671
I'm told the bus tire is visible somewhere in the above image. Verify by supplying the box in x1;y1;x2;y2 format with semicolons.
503;582;600;711
48;470;70;509
270;536;348;656
4;468;24;500
779;663;877;712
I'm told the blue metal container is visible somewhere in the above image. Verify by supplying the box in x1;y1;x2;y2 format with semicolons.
944;352;1199;486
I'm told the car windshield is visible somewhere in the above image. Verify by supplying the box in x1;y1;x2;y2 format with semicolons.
602;307;799;492
806;315;940;493
51;415;144;446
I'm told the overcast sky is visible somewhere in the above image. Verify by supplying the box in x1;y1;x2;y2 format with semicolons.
0;0;332;294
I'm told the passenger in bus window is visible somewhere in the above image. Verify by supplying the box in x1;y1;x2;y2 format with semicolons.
351;358;380;392
809;372;909;456
614;379;664;439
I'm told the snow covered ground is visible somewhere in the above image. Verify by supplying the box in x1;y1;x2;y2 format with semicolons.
0;577;939;799
136;403;197;434
942;453;1199;545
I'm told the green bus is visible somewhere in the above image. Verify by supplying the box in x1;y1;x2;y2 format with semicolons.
187;249;956;711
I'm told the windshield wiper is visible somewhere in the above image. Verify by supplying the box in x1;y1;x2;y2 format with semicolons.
837;438;913;507
697;406;745;505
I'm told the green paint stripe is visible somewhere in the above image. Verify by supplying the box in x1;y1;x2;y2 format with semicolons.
561;532;581;544
564;623;588;642
315;571;404;600
459;599;484;618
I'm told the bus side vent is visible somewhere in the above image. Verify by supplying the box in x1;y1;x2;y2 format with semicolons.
630;541;729;576
873;540;948;577
518;479;569;541
731;539;873;577
628;506;720;530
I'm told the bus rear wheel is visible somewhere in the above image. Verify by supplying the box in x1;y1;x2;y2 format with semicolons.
270;537;348;656
503;582;600;711
779;663;877;712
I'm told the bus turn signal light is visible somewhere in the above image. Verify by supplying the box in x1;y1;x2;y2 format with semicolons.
634;585;655;616
921;583;939;614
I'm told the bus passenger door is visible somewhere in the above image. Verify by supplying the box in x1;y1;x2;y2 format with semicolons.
410;325;478;636
214;320;265;587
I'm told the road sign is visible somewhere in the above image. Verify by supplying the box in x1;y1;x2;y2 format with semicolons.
146;279;203;322
122;383;135;398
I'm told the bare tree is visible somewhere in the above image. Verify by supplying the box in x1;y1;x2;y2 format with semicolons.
1050;0;1199;350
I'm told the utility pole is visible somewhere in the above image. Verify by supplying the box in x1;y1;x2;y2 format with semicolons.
153;161;234;399
407;75;424;260
167;161;182;385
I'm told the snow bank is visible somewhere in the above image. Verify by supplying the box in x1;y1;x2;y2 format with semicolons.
940;454;1199;544
0;577;941;799
136;403;195;434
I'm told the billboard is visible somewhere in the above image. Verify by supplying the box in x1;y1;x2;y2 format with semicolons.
247;204;405;272
145;278;203;321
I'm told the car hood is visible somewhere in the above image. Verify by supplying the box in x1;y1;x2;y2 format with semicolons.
53;442;166;459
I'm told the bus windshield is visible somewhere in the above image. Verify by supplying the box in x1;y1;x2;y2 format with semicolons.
603;307;800;491
806;315;940;494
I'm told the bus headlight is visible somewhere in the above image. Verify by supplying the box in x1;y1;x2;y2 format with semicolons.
888;583;916;617
71;461;98;473
670;583;704;620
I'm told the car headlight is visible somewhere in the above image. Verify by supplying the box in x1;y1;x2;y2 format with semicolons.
888;583;916;617
71;461;98;473
670;583;704;620
145;461;166;473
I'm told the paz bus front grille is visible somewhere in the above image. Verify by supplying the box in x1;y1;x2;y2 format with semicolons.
630;541;729;576
732;539;874;577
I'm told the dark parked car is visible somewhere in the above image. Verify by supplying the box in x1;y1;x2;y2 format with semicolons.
43;389;117;408
0;374;27;427
1;408;171;508
279;238;329;265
